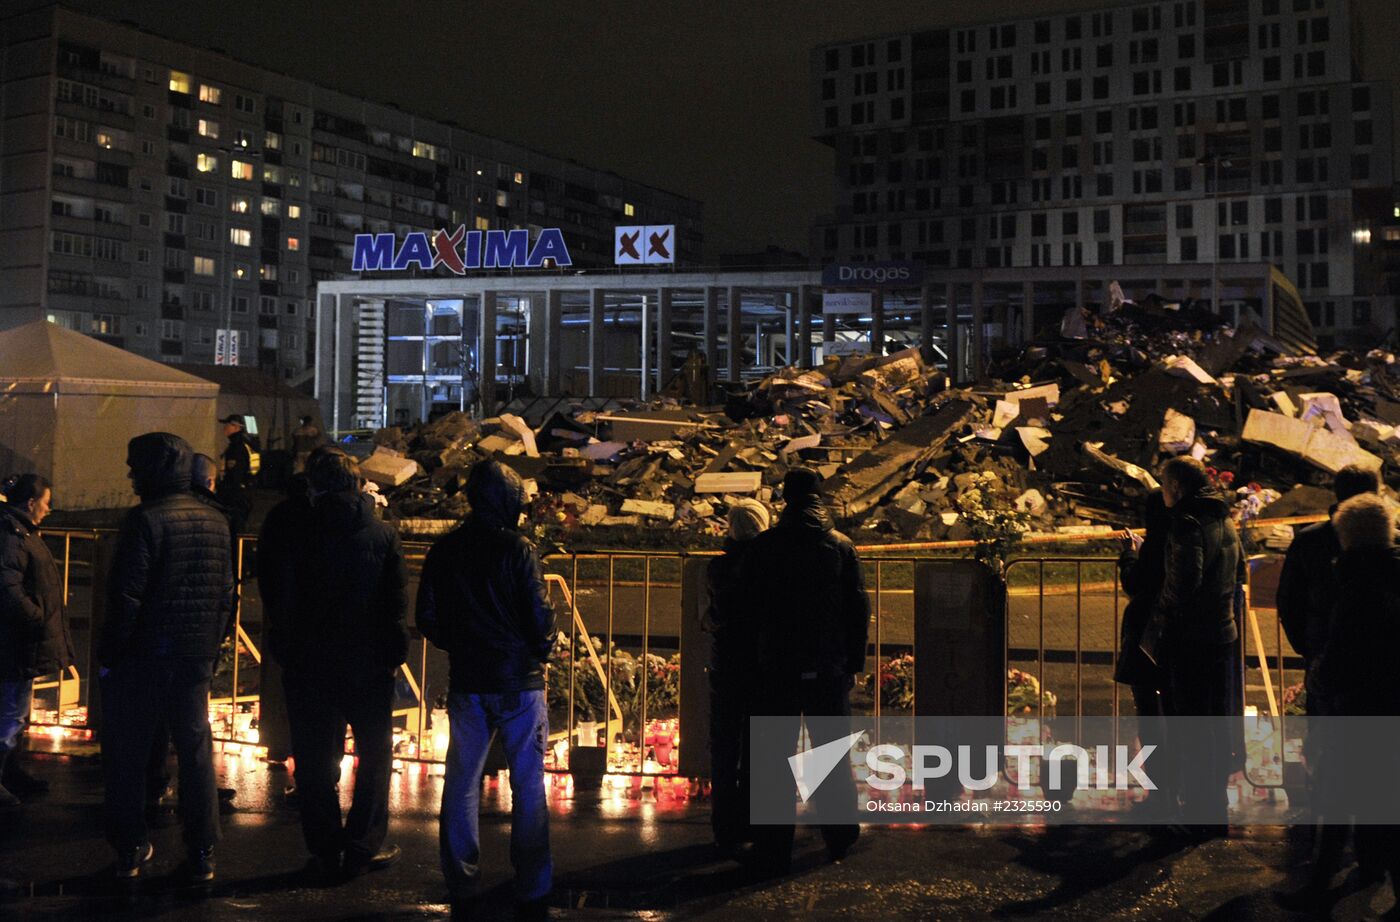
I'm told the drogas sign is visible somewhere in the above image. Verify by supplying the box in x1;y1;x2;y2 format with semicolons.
821;260;924;288
351;227;572;274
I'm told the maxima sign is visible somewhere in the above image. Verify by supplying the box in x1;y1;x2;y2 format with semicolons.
822;260;924;288
351;227;572;273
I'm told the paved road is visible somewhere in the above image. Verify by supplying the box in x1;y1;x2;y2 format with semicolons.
3;750;1393;920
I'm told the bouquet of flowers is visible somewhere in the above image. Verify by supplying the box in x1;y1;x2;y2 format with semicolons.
1282;681;1307;717
954;472;1032;572
863;653;916;711
1007;668;1057;717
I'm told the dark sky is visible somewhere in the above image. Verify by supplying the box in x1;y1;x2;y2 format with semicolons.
59;0;1400;259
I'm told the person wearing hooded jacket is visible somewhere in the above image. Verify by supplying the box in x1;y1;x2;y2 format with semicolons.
1278;492;1400;911
99;432;234;882
266;446;408;882
741;467;869;873
0;474;74;807
1155;456;1244;839
416;460;556;913
703;498;770;853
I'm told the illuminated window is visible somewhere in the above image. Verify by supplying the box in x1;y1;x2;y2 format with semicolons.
265;130;281;150
513;171;524;184
169;71;191;94
262;165;282;184
286;236;300;251
229;196;250;214
96;130;114;149
197;119;219;138
260;198;280;216
474;216;490;231
196;153;219;173
287;204;301;219
495;190;508;208
411;140;440;161
198;84;221;104
229;227;251;247
233;263;250;280
230;160;253;181
624;202;635;217
193;256;215;275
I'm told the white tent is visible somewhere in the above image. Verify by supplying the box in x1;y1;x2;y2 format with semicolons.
0;321;219;510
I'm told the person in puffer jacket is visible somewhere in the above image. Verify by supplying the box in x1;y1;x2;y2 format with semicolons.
99;432;233;883
267;446;408;883
0;473;74;807
416;459;556;913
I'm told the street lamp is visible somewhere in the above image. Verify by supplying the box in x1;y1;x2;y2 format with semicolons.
1198;153;1233;317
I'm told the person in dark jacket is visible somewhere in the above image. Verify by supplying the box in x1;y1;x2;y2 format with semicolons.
0;474;74;807
1296;493;1400;907
146;454;239;820
416;460;556;912
742;468;869;872
1116;491;1171;815
216;414;260;538
291;416;324;475
254;469;314;773
703;498;770;853
1156;456;1243;839
266;447;408;882
99;433;233;882
1277;464;1378;713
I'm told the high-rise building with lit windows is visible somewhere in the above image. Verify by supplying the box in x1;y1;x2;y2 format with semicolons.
812;0;1393;348
0;5;702;380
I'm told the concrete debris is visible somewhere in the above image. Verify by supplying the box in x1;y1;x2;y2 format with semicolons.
1159;409;1197;455
363;290;1400;547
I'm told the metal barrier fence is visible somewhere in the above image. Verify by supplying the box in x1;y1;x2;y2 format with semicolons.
25;528;1309;779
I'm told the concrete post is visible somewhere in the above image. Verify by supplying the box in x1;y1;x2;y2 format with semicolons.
545;289;563;396
919;284;934;362
703;286;719;383
971;278;985;382
870;289;885;357
798;284;814;369
1022;281;1035;343
657;287;674;392
589;288;605;395
726;286;742;382
479;291;497;414
945;282;960;383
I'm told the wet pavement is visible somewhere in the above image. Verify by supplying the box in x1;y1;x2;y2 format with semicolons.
1;746;1396;921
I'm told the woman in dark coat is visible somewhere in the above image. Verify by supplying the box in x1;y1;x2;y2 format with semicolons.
0;474;74;806
1116;491;1171;815
1310;493;1400;902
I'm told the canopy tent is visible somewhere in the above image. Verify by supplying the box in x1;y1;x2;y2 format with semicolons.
0;321;219;509
170;363;321;455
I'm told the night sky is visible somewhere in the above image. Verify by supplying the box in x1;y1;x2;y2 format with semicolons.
57;0;1400;259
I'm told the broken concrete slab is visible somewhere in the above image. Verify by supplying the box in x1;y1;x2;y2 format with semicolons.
1163;355;1217;385
1083;442;1161;491
580;505;609;526
498;413;540;457
1242;409;1382;474
1014;489;1048;516
823;399;977;520
582;441;627;462
1159;408;1197;455
1016;427;1053;458
620;499;676;521
694;472;763;494
360;449;421;488
598;411;701;441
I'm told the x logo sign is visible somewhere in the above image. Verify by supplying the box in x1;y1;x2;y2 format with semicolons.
618;230;642;260
433;226;466;274
648;229;672;260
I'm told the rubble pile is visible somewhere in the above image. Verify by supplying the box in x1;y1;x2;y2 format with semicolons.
365;298;1400;550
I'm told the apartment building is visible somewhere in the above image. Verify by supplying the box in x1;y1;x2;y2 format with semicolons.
812;0;1393;347
0;5;702;380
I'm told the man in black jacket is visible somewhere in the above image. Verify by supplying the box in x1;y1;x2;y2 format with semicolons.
255;469;314;772
100;433;233;882
266;447;408;882
416;460;556;912
742;468;869;872
1116;491;1171;815
1277;464;1378;713
0;474;74;807
703;498;770;853
216;414;260;538
1157;456;1244;838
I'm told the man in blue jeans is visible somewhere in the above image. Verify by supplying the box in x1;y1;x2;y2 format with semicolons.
416;460;556;918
